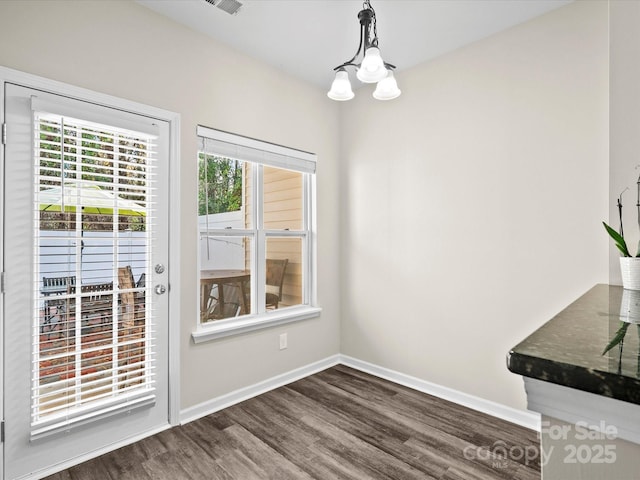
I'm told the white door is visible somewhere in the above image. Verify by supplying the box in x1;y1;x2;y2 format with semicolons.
3;84;170;480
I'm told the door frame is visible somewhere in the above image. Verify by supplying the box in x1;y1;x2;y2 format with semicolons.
0;66;181;476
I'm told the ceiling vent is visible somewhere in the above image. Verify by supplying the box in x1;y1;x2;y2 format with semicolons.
204;0;243;16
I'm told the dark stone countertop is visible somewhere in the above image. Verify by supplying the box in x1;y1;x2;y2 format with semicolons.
507;284;640;405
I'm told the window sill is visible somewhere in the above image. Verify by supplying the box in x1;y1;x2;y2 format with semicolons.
191;305;322;344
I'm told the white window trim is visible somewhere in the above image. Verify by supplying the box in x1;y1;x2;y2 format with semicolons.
192;126;320;343
191;305;322;343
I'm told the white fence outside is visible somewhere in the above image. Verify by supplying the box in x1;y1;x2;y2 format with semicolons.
39;209;246;292
199;210;245;270
39;230;147;287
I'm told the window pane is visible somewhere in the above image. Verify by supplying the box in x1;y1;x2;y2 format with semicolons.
35;113;153;424
266;237;303;309
263;166;303;230
200;236;252;322
198;154;246;218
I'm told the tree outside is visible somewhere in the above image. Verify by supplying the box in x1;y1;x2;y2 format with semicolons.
198;154;243;215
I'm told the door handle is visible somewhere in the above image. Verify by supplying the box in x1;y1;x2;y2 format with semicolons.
155;284;167;295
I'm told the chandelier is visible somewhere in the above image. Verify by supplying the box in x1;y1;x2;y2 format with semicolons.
327;0;401;101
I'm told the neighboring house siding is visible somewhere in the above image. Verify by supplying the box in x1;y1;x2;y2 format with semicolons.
245;166;303;307
264;167;303;308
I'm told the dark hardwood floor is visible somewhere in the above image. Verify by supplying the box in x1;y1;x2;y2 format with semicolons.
45;365;540;480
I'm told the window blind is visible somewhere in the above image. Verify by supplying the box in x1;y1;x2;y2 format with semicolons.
197;125;317;174
32;111;157;439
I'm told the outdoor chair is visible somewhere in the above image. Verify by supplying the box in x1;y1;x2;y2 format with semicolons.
118;265;135;309
135;273;146;320
118;266;146;327
41;275;76;333
209;300;242;319
266;258;288;309
202;282;243;321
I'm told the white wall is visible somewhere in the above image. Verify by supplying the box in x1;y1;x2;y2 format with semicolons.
610;0;640;283
340;0;609;411
0;0;620;421
0;0;341;410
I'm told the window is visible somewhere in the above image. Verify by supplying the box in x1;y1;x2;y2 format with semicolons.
193;126;319;342
32;109;156;436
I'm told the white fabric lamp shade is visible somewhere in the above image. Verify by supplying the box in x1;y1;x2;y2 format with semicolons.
373;70;401;100
327;69;355;101
356;47;387;83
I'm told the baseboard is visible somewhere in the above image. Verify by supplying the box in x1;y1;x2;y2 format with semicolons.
180;352;539;432
179;354;342;425
339;354;541;432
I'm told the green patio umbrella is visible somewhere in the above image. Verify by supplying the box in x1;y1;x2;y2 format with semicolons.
38;183;146;216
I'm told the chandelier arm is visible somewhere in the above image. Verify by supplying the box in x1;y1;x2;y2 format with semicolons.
333;62;356;71
332;19;367;71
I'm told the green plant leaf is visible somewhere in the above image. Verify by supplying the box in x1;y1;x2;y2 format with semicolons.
616;243;630;257
603;221;631;257
602;321;630;355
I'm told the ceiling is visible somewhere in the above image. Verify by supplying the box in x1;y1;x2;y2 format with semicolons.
136;0;572;90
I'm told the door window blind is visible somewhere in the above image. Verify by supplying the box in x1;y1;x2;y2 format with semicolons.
32;111;157;438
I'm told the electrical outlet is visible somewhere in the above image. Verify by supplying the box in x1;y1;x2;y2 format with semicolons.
279;333;288;350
